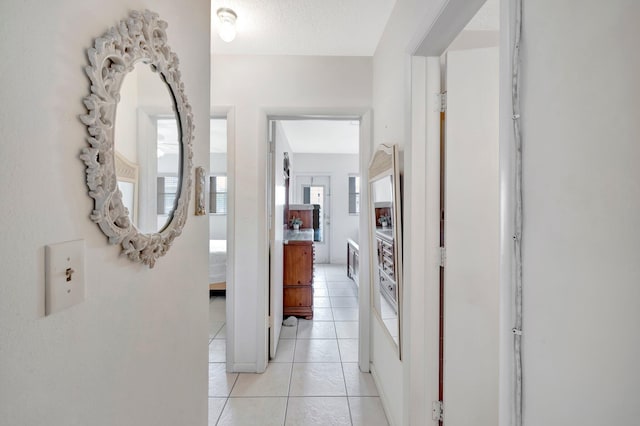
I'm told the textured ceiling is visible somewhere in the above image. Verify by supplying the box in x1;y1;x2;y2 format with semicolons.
280;120;360;154
211;0;397;56
208;0;497;155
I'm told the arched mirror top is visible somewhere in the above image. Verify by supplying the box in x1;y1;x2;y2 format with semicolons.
80;10;194;267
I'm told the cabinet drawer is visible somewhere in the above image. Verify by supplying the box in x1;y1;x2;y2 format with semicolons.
284;286;313;308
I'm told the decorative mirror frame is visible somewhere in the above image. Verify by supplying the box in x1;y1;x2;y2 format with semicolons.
80;10;194;267
368;143;403;358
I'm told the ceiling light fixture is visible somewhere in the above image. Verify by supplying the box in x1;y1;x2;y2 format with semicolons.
217;8;237;43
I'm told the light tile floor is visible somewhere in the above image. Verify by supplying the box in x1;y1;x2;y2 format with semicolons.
209;264;389;426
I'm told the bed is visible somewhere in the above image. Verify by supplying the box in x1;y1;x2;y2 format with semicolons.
209;239;227;291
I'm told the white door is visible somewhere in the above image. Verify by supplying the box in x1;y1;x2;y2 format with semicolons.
443;47;499;425
296;175;331;263
269;121;284;358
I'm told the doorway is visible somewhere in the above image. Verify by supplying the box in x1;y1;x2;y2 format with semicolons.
413;0;501;424
296;175;331;263
439;44;500;425
267;117;361;360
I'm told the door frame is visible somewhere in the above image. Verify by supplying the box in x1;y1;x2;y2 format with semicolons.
293;173;331;263
261;110;372;373
408;0;516;423
212;106;236;373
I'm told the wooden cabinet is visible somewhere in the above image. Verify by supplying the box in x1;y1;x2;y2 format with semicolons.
287;204;314;232
283;240;314;319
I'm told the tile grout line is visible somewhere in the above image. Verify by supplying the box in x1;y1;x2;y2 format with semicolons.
336;316;355;425
282;325;298;425
214;397;229;426
213;331;237;425
210;267;371;425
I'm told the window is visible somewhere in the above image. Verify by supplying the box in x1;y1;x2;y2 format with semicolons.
210;175;228;214
349;175;360;214
157;176;179;215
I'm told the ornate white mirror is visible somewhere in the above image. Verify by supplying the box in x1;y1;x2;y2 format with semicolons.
369;144;403;358
80;10;194;267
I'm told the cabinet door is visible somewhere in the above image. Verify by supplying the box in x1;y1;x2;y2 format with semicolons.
283;243;313;285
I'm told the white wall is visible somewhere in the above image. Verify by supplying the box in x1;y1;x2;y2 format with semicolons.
406;1;640;425
0;2;211;425
371;1;449;424
291;153;359;264
519;1;640;424
212;55;371;371
270;120;292;353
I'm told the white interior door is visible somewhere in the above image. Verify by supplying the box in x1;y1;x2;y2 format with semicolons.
296;175;331;263
269;121;284;358
443;47;499;425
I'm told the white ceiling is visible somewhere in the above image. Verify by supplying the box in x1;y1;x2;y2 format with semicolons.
279;120;360;154
207;0;497;154
211;0;396;56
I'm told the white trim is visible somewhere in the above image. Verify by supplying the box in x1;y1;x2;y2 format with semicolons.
358;111;372;371
230;363;257;373
409;0;513;424
212;106;236;373
260;108;372;375
404;55;435;425
370;362;397;426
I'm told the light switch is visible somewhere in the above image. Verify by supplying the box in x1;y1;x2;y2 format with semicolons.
45;239;85;315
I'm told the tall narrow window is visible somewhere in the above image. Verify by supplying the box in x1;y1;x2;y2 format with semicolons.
157;175;179;214
348;175;360;214
210;175;228;214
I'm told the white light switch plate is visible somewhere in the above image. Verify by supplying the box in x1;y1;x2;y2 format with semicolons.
45;239;85;315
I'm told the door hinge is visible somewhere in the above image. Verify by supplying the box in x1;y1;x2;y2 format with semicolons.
440;91;447;112
439;246;446;268
269;140;275;153
267;315;273;328
432;400;444;422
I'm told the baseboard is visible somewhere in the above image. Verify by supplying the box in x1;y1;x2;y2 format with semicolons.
231;363;258;373
370;362;397;426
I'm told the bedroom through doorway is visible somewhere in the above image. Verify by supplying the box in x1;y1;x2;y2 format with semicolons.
208;117;228;365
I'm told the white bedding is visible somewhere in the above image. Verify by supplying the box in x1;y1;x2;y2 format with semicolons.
209;240;227;284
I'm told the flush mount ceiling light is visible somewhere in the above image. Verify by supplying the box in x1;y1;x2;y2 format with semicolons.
217;8;237;43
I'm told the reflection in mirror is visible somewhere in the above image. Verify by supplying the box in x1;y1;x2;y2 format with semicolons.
115;152;139;224
369;144;403;358
114;61;180;234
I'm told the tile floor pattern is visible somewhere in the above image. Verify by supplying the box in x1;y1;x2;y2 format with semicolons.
208;264;390;426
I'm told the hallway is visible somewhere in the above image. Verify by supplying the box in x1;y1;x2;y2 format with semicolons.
208;264;389;425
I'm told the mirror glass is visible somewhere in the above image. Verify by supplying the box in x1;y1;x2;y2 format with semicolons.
369;145;402;357
114;61;180;234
